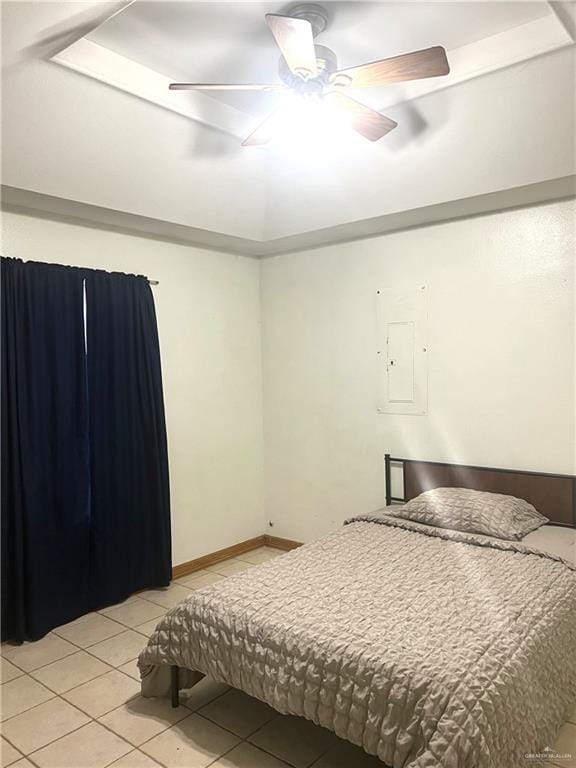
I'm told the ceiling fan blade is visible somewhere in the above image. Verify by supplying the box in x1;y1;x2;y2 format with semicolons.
169;83;286;91
331;46;449;88
324;92;397;141
265;14;317;78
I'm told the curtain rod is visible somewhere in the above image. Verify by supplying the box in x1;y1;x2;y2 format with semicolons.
148;279;159;285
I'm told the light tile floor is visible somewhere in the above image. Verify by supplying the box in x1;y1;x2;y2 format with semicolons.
1;546;575;768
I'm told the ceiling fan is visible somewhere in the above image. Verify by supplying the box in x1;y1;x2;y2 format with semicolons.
169;4;450;146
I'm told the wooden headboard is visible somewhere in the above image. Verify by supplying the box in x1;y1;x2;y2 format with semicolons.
385;455;576;527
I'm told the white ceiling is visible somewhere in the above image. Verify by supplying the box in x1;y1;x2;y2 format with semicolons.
87;1;551;115
1;1;575;248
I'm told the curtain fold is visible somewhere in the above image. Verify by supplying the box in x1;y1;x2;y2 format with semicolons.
1;258;91;640
1;258;171;641
84;270;171;607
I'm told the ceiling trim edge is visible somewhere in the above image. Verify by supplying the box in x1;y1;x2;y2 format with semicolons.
0;185;264;257
50;37;251;138
2;177;574;259
261;175;576;256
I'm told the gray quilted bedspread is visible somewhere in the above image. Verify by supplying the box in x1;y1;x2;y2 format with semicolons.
138;516;576;768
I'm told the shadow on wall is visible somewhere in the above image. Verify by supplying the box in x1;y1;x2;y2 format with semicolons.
188;122;244;160
20;2;132;63
385;91;453;153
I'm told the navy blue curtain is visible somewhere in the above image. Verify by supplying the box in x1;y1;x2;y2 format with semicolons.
1;258;91;640
85;271;171;607
1;257;171;642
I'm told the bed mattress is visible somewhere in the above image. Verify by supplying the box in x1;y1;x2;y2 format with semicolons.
138;515;576;768
522;523;576;565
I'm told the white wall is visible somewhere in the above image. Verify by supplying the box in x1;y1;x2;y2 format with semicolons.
3;200;574;552
261;200;576;542
1;211;265;566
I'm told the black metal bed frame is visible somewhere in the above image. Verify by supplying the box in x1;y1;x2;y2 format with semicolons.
385;453;406;506
171;666;179;708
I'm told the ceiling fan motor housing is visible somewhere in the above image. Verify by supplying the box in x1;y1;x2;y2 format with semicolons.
278;44;338;94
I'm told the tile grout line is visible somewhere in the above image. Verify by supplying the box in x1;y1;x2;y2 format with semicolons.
1;618;150;725
30;659;124;695
192;709;313;768
134;687;233;751
3;613;130;671
23;672;251;767
206;711;297;768
21;749;41;768
99;681;290;766
25;711;134;768
20;673;208;767
4;599;166;680
3;700;111;767
203;735;293;768
5;662;140;719
76;637;146;677
0;732;23;759
134;704;295;768
1;645;80;677
16;649;138;698
130;686;238;768
23;699;108;758
2;632;138;693
2;684;143;748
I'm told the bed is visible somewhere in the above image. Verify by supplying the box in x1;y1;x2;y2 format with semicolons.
138;456;576;768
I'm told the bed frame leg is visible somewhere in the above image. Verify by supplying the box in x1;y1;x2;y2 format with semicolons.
170;665;179;708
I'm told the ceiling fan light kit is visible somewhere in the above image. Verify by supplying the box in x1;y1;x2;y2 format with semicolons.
169;4;450;146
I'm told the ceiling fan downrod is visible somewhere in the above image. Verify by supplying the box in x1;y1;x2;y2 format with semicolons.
286;3;330;38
